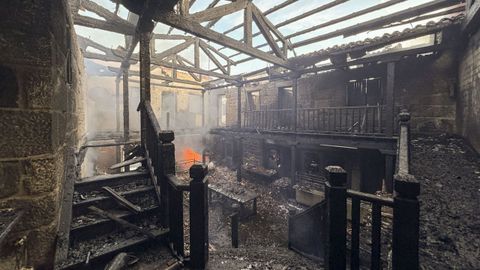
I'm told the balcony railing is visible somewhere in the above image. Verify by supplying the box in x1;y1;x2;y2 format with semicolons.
243;105;387;135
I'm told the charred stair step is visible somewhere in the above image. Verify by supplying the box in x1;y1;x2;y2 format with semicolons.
73;185;156;216
70;206;160;242
75;171;148;193
58;228;169;270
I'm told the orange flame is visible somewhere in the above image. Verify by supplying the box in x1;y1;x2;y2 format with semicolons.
179;148;202;170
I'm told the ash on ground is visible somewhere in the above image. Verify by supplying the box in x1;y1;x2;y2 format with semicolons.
411;135;480;270
206;166;318;269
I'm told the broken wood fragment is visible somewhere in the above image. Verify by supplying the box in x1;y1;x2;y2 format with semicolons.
109;156;146;170
88;206;157;239
102;186;142;214
104;252;129;270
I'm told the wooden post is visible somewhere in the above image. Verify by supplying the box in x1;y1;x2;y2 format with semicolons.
237;83;242;129
115;77;121;166
139;22;153;146
392;174;420;270
189;164;209;269
230;211;239;248
160;131;175;228
236;137;243;182
290;143;297;197
324;166;347;270
202;90;206;128
385;155;395;193
385;62;395;136
291;72;300;132
122;68;130;142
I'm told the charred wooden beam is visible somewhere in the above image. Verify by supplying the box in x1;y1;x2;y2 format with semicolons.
244;2;253;47
223;0;298;35
73;14;136;35
176;55;201;81
199;41;229;74
293;0;462;48
218;0;346;52
154;11;291;68
188;0;248;22
109;66;204;86
251;4;286;59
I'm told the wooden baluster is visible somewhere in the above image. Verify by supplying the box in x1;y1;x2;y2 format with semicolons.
190;164;209;269
351;197;360;270
392;174;420;270
371;203;382;270
339;107;343;132
364;107;369;133
307;109;311;130
324;166;347;270
323;108;326;131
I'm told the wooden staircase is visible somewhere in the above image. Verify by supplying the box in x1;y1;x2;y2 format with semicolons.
56;151;171;270
55;101;209;270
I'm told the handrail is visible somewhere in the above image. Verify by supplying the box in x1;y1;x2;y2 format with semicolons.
143;101;162;137
396;110;411;175
346;189;394;207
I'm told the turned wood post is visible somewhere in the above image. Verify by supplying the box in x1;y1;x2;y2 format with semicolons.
189;164;209;269
324;166;347;270
392;174;420;270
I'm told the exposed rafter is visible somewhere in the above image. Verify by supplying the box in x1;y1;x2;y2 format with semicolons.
154;11;291;68
109;66;203;86
188;0;248;22
73;0;136;35
77;35;137;64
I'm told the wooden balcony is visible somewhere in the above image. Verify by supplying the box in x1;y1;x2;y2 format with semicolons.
242;105;394;136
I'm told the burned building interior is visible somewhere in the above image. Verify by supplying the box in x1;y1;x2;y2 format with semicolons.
1;0;480;269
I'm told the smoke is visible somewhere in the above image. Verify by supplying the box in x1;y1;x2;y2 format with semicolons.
80;59;141;177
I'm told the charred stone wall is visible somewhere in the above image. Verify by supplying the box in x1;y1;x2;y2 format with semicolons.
396;52;458;134
458;29;480;153
0;0;84;268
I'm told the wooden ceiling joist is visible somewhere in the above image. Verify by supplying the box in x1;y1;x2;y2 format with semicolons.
223;0;298;35
189;0;248;22
293;0;462;48
109;66;203;86
154;11;291;68
218;0;347;52
73;0;136;35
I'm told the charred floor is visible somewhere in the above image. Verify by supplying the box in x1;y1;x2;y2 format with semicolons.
1;1;480;270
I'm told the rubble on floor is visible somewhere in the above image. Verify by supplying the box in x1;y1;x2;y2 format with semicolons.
411;135;480;269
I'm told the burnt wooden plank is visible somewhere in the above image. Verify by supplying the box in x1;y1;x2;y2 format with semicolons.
88;206;157;239
102;186;143;214
109;157;146;170
75;171;148;192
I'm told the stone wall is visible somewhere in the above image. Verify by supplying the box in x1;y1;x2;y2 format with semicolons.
396;52;458;134
0;0;84;268
458;29;480;153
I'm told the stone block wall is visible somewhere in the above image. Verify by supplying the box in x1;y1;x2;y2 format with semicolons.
0;0;84;268
395;52;458;134
458;29;480;153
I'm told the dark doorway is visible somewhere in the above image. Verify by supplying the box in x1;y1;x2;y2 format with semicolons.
278;86;293;109
347;77;383;106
